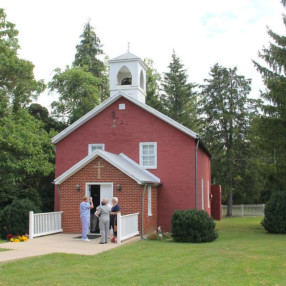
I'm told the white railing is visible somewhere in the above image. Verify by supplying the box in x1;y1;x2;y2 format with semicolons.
29;211;63;239
222;204;265;217
117;212;139;244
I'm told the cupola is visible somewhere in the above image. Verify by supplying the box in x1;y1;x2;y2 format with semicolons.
109;51;147;103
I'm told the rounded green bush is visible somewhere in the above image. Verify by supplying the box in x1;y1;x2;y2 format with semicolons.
261;191;286;234
0;198;40;239
171;209;218;243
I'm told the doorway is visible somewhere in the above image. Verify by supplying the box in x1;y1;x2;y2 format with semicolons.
86;183;113;234
90;185;100;233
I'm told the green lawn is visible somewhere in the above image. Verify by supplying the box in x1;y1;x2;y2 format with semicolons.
0;217;285;286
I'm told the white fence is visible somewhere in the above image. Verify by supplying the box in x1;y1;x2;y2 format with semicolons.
222;204;265;217
29;211;63;239
117;212;139;244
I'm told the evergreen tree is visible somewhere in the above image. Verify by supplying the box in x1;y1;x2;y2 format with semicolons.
200;64;255;216
73;22;109;102
253;0;286;193
162;51;198;131
144;58;165;113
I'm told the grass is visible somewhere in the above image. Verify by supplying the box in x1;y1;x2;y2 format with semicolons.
0;217;285;286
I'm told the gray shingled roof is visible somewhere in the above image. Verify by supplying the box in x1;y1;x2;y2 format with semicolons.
109;52;140;62
54;150;160;185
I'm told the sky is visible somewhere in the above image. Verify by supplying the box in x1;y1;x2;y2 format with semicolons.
1;0;285;109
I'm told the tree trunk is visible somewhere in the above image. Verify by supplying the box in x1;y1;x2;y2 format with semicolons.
226;187;233;217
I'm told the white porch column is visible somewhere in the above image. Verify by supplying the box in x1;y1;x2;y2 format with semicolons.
117;213;121;244
29;211;34;239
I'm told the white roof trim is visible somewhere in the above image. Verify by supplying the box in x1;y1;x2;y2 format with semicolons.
54;150;160;185
52;92;198;144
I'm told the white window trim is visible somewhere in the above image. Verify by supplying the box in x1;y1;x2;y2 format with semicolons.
139;142;157;169
148;186;152;216
88;144;105;155
201;178;204;210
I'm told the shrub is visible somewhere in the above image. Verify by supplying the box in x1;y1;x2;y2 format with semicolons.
171;209;218;243
0;198;40;239
261;191;286;234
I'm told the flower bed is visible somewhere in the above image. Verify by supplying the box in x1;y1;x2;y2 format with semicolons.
147;232;171;241
7;234;29;242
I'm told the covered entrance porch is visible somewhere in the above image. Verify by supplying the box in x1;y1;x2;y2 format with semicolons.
54;150;160;237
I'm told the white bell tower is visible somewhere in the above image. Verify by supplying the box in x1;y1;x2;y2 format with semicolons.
109;50;147;103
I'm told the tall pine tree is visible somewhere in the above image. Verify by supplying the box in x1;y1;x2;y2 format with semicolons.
253;0;286;194
200;64;254;216
162;51;198;131
73;22;109;102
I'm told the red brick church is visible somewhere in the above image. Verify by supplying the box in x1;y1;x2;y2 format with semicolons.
52;51;219;236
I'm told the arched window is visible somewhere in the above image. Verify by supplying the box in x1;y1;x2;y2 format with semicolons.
117;66;132;86
140;70;144;90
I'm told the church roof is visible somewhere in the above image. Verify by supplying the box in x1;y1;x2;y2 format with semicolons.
109;52;147;69
109;52;140;61
51;92;198;144
54;150;160;185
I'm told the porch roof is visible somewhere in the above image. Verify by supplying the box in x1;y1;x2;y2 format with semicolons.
54;150;160;186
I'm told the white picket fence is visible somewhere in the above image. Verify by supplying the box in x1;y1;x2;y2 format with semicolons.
29;211;63;239
222;204;265;217
117;212;139;244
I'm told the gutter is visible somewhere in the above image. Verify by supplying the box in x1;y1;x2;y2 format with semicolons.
195;136;200;209
141;184;148;239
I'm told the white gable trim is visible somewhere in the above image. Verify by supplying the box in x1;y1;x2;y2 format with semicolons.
54;150;160;186
51;92;198;144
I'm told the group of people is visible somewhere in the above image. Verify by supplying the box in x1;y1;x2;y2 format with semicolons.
80;196;120;244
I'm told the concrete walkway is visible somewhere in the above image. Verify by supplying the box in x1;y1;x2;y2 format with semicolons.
0;234;140;263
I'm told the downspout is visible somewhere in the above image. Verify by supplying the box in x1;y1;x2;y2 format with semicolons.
141;184;148;239
195;136;200;209
57;184;61;210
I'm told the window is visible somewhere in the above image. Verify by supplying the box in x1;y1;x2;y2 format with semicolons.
140;70;144;90
148;186;152;216
88;144;105;155
117;66;132;86
139;142;157;169
201;178;204;210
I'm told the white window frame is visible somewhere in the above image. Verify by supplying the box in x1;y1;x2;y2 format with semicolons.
88;144;105;155
148;186;152;216
201;178;204;210
139;142;157;169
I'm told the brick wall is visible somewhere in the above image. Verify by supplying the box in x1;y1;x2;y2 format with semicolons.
59;157;157;235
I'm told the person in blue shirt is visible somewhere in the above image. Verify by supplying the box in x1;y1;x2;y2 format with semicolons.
80;196;93;241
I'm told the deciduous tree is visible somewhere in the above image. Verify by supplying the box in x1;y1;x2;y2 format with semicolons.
0;8;45;115
144;58;165;113
49;66;101;124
